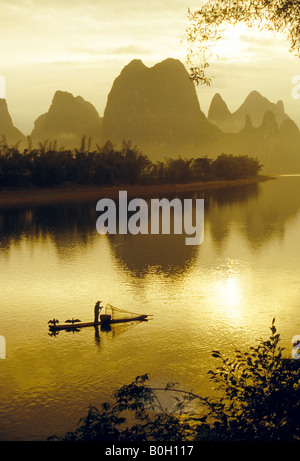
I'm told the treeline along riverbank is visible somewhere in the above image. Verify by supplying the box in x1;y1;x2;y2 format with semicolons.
0;139;263;188
0;139;271;207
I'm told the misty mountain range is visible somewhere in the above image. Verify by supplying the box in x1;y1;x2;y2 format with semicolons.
0;58;299;174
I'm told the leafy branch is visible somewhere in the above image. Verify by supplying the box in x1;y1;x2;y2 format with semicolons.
186;0;300;85
49;319;300;441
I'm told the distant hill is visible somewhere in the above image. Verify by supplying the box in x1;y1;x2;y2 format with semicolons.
30;90;102;150
208;93;237;133
0;99;25;146
101;58;223;159
213;110;300;173
208;90;291;133
0;57;298;174
100;59;299;171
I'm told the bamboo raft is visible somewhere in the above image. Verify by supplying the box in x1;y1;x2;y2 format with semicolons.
48;314;149;331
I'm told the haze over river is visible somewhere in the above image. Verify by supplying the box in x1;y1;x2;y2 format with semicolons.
0;175;299;440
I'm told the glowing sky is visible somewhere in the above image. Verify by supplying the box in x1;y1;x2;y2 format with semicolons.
0;0;299;134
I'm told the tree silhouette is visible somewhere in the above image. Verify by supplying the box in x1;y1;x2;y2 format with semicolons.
0;141;263;189
186;0;300;85
48;320;300;441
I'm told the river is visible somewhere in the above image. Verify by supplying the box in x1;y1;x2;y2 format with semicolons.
0;175;299;440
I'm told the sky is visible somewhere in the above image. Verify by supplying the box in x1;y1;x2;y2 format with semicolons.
0;0;299;135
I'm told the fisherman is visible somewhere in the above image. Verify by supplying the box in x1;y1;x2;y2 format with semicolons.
94;300;102;324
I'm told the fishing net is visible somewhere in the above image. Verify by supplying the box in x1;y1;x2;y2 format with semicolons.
100;304;147;322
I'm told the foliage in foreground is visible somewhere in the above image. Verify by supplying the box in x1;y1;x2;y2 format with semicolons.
186;0;300;85
49;320;300;441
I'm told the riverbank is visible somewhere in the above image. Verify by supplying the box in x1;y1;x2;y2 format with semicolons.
0;175;274;208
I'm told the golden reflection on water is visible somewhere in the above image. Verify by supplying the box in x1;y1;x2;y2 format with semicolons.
216;274;244;315
1;177;300;440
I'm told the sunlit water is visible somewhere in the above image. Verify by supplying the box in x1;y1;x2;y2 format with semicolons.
0;176;300;440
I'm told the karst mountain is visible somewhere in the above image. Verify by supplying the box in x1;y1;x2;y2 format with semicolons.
30;90;103;150
0;99;26;146
0;58;299;173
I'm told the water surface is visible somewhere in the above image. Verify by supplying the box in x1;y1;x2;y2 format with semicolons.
0;176;300;440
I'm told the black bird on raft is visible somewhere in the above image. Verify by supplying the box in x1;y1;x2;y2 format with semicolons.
65;318;81;324
48;319;59;327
